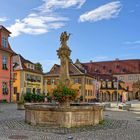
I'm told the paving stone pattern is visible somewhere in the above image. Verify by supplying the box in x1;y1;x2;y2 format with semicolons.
0;103;140;140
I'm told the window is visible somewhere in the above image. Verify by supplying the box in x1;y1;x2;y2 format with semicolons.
32;88;36;93
128;75;133;80
26;74;31;81
113;82;117;88
102;81;106;88
119;76;124;81
28;64;30;68
73;78;78;84
116;64;119;69
26;88;31;93
13;73;17;81
134;75;139;81
31;65;33;69
107;82;112;88
2;82;8;95
103;65;106;69
122;68;126;72
37;89;41;94
47;79;51;85
78;78;82;84
2;37;7;48
14;87;17;94
85;90;87;96
51;79;55;84
2;56;8;70
109;69;112;74
35;76;41;82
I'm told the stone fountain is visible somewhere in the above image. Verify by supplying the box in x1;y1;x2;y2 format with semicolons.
24;32;103;128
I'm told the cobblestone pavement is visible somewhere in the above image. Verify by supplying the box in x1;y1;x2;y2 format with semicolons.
0;103;140;140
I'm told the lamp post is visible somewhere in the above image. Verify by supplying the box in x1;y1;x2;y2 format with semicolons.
99;79;103;102
45;80;48;95
116;79;119;106
93;79;98;99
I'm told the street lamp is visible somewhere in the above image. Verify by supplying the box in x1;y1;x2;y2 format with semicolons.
93;79;98;99
116;79;119;106
45;80;48;95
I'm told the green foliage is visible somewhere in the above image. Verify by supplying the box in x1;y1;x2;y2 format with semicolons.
46;95;52;102
24;93;45;103
99;120;105;125
51;86;78;103
24;93;32;102
35;62;43;72
0;99;7;103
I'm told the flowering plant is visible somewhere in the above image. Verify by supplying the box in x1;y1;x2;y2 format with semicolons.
51;86;78;103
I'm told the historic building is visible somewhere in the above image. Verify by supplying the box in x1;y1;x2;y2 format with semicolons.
75;59;126;102
132;80;140;100
94;74;126;102
44;61;96;102
44;59;126;102
82;59;140;100
0;25;15;102
12;54;44;102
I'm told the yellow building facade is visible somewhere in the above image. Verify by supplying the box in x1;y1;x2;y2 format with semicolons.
12;55;43;102
99;79;126;102
44;63;96;102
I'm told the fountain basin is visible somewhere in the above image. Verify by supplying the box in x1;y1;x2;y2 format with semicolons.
25;103;103;128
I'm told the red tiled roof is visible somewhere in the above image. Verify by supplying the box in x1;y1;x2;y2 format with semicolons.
17;55;43;74
45;62;94;78
82;59;140;75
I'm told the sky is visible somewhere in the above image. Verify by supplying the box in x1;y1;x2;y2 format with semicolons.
0;0;140;72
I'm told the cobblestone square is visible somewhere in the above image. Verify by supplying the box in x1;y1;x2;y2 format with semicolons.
0;103;140;140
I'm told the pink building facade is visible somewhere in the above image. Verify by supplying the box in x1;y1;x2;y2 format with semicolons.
0;25;14;102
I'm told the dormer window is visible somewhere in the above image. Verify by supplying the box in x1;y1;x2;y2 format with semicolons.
31;65;34;70
122;68;126;72
2;37;7;48
116;64;119;69
28;64;30;68
109;69;112;74
103;65;106;69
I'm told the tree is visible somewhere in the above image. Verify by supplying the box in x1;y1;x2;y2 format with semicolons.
35;62;43;72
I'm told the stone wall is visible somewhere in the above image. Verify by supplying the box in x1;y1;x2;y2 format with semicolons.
25;103;103;128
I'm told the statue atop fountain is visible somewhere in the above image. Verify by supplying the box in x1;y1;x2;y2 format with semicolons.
57;31;71;86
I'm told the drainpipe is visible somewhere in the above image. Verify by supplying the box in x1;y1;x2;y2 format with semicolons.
9;54;13;103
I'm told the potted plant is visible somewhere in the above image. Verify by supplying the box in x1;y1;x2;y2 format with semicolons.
17;94;25;110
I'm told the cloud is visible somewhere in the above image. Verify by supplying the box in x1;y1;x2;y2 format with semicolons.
8;15;67;37
124;40;140;45
8;0;86;37
79;1;122;22
0;17;8;22
39;0;86;12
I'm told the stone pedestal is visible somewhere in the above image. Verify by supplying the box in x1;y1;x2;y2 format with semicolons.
25;103;103;128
